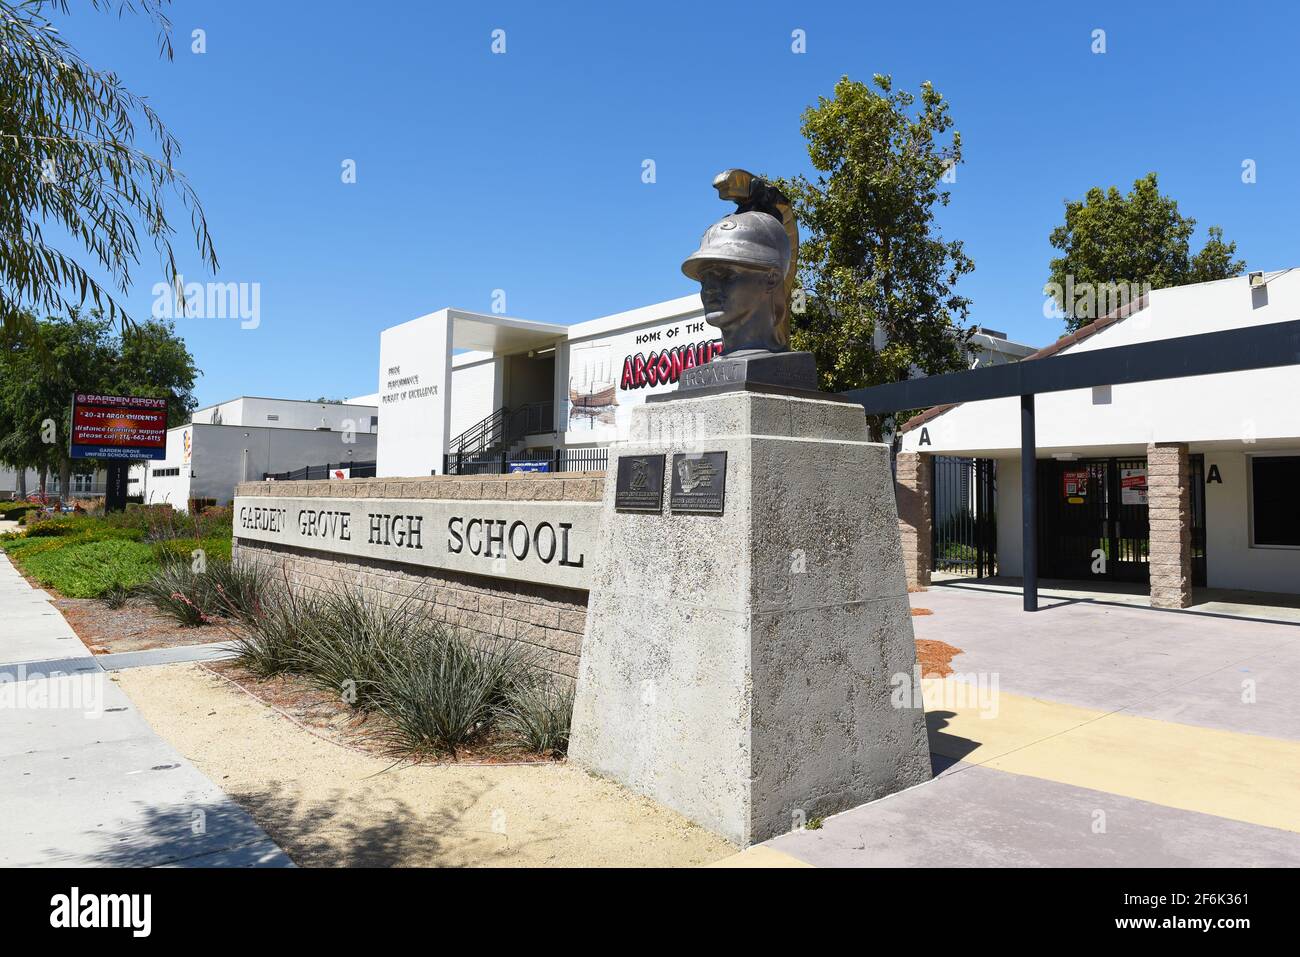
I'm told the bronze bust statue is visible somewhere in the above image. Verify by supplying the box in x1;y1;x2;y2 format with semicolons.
673;169;819;395
682;169;799;354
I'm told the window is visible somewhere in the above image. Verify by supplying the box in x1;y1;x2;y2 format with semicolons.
151;467;181;477
266;413;279;421
1251;455;1300;547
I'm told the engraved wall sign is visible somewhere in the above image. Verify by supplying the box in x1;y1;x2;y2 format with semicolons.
669;451;727;515
614;454;665;512
233;495;597;590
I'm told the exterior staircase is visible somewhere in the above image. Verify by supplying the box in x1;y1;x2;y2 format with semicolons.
447;401;555;457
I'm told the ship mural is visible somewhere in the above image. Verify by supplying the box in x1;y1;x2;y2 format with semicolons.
568;344;617;431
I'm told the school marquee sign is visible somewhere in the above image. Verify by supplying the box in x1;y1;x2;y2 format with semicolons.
233;495;599;591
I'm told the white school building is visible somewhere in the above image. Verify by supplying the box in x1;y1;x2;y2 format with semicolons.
374;294;1035;477
896;269;1300;600
131;396;378;510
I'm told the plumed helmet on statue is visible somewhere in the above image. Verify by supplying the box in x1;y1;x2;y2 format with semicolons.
681;169;800;349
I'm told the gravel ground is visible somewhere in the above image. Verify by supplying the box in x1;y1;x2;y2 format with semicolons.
115;663;737;867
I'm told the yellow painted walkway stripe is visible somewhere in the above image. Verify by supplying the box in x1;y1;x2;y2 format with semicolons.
705;845;813;868
924;677;1300;834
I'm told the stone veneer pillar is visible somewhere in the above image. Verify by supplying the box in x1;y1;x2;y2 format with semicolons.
895;452;932;589
1147;442;1193;609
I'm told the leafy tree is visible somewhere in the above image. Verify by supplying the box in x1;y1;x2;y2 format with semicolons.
0;312;57;497
1046;172;1245;332
0;0;217;343
0;312;197;500
0;312;110;498
777;74;975;441
118;320;199;427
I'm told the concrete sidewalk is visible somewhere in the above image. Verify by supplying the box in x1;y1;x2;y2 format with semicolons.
934;574;1300;625
915;583;1300;737
0;551;290;867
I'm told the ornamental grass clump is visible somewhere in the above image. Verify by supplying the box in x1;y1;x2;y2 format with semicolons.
99;583;134;609
291;590;425;710
222;577;320;678
495;672;575;758
137;558;213;626
139;555;264;625
212;576;577;760
204;557;267;620
368;627;532;759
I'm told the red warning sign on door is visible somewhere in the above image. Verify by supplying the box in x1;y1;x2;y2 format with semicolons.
1062;469;1088;504
1121;467;1148;505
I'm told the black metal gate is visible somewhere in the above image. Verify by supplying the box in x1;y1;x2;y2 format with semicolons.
1036;458;1147;582
1189;453;1207;587
931;456;997;577
1036;455;1207;586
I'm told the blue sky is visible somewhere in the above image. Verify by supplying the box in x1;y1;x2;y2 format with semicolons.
59;0;1300;407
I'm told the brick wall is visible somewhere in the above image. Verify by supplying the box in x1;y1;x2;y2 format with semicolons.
234;472;603;503
1147;443;1193;609
895;452;932;589
232;472;602;683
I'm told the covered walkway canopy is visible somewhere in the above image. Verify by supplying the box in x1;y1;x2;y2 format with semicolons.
841;318;1300;612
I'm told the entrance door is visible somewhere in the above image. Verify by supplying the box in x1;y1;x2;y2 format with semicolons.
1036;457;1150;583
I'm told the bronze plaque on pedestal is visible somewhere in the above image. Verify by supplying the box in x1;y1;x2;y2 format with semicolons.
669;451;727;515
615;454;665;512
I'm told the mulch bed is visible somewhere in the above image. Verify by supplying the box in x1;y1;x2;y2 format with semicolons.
6;557;228;656
915;639;963;678
52;595;233;655
910;598;964;677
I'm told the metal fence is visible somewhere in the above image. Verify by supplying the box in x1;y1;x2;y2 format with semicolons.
442;447;609;476
263;461;377;481
932;456;997;578
1189;453;1207;587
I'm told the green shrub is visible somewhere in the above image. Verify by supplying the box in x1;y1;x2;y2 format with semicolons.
0;502;33;521
10;514;142;543
292;590;425;709
1;509;233;602
495;673;574;758
225;581;321;677
25;518;81;537
0;535;63;557
151;535;231;565
137;559;213;625
369;628;532;758
138;554;262;625
16;537;157;598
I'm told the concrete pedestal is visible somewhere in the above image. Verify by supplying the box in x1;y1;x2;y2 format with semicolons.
569;390;931;847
